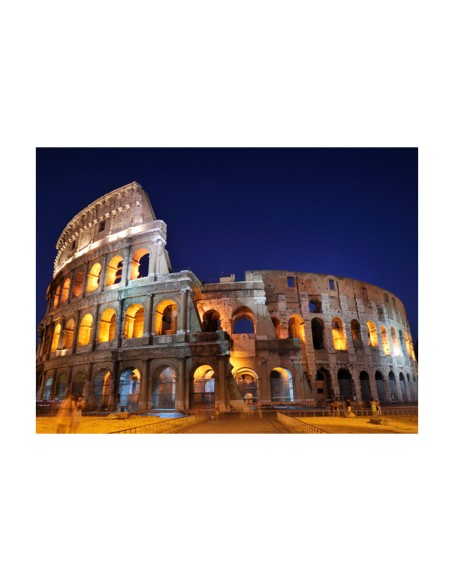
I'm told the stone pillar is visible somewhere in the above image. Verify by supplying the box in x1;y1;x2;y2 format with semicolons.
176;358;186;412
144;294;154;340
122;246;131;286
99;253;109;291
138;359;149;413
259;359;271;400
217;357;227;412
90;304;101;351
115;299;125;349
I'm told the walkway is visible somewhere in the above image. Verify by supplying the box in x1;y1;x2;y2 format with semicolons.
177;412;292;434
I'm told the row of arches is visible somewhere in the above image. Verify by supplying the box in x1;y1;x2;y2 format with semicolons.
49;299;178;352
315;368;418;403
51;249;151;309
41;364;217;411
202;308;415;360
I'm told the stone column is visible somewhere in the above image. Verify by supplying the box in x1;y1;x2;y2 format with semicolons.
115;299;125;349
122;246;131;286
144;294;154;341
138;359;149;413
217;357;227;412
176;358;186;412
259;359;270;400
90;304;101;351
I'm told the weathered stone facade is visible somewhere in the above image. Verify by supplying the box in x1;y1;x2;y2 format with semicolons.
36;182;418;412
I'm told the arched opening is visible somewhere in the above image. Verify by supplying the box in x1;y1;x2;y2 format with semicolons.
202;309;221;332
190;365;215;408
72;271;84;298
380;326;391;355
130;249;150;280
93;370;111;411
351;319;363;349
388;371;399;402
359;371;372;403
315;368;333;402
124;304;145;339
311;317;325;350
119;368;141;412
332;317;347;350
399;372;409;402
44;376;53;400
86;262;102;292
53;284;62;308
61;277;71;304
56;373;68;400
366;321;378;348
98;308;117;343
155;300;178;335
338;368;354;401
391;327;400;355
51;323;61;353
375;371;387;403
270;368;294;402
106;255;123;286
72;371;86;397
232;308;255;335
62;319;75;349
271;317;281;339
151;366;176;409
234;369;259;399
77;314;93;345
308;298;322;313
288;315;306;343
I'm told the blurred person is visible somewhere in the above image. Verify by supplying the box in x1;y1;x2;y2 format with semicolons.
55;392;73;433
69;394;85;433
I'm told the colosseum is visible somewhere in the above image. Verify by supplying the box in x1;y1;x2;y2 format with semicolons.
36;181;418;413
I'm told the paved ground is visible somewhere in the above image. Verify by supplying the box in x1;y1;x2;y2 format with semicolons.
177;412;292;433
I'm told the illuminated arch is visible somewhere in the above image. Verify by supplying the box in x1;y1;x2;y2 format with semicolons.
404;331;416;360
191;365;216;408
332;317;347;350
124;304;145;339
86;262;102;292
119;368;141;411
130;248;150;280
151;366;177;409
271;317;281;339
155;299;178;335
98;308;116;343
77;313;93;345
106;255;123;286
61;277;71;304
270;367;294;401
288;314;306;343
62;319;75;349
380;326;391;355
234;368;259;398
93;369;112;410
366;321;378;347
51;323;61;353
72;270;84;298
390;327;400;355
53;284;62;308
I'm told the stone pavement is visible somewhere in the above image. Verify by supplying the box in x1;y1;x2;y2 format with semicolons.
177;412;291;433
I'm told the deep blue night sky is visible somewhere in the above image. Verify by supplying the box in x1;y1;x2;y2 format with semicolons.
36;147;418;340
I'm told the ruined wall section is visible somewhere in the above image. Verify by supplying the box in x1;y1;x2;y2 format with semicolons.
54;181;161;275
252;270;418;400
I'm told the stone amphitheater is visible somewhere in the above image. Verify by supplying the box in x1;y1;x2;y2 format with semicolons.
36;182;418;412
